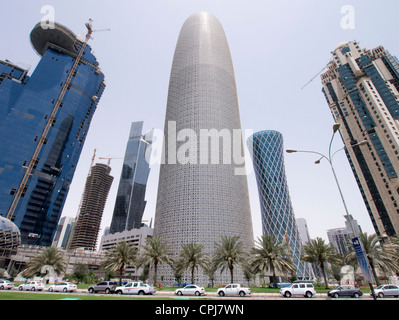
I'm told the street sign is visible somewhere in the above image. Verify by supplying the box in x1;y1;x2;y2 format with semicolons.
352;237;375;284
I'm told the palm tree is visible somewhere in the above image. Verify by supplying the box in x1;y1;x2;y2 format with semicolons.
251;235;296;287
301;237;343;288
137;236;173;286
345;232;399;286
101;241;137;285
213;236;246;283
23;246;66;279
178;242;209;284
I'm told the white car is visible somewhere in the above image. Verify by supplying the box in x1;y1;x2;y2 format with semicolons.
175;284;205;296
371;284;399;298
280;282;316;298
18;281;45;291
217;284;251;297
48;282;77;293
115;282;156;295
0;280;14;290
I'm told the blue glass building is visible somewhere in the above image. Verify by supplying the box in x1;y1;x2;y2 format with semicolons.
109;122;153;233
247;130;314;280
0;22;105;246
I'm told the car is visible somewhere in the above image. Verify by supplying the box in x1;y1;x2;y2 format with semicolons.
88;281;118;294
18;281;45;291
175;284;205;296
328;285;362;298
0;280;14;290
371;284;399;298
48;282;77;293
115;281;156;295
217;284;251;297
280;282;316;298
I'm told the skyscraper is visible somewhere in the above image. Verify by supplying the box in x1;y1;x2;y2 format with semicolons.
321;41;399;237
109;122;153;233
153;12;254;285
69;163;113;250
0;22;106;246
247;130;314;280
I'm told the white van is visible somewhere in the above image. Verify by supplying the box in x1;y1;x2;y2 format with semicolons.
280;283;316;298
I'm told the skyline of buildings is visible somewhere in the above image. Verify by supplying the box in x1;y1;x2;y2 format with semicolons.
248;130;314;280
0;22;106;247
153;12;254;285
0;10;396;284
321;40;399;237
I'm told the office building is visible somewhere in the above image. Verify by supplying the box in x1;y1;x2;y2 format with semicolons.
247;130;314;280
153;12;254;285
109;122;153;233
296;218;311;245
51;216;75;249
321;41;399;237
0;22;105;246
327;227;353;256
69;163;113;250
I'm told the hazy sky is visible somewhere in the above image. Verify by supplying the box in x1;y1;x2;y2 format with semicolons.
2;0;399;246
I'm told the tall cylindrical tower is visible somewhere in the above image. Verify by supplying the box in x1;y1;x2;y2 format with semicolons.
153;12;254;285
247;130;314;280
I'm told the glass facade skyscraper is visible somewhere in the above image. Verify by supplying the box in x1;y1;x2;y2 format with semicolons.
247;130;314;280
0;22;106;246
154;12;254;285
109;122;153;233
321;41;399;237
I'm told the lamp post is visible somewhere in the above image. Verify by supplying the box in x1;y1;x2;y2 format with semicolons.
286;123;376;299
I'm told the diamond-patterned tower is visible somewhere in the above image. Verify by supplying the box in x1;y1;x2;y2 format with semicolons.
247;130;314;280
153;12;254;285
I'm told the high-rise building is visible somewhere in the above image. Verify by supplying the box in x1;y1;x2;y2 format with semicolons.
153;12;254;285
109;122;153;233
321;41;399;237
296;218;311;245
69;163;113;250
0;22;106;246
52;216;75;249
247;130;314;280
327;227;353;256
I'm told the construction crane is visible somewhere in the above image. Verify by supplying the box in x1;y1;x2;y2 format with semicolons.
6;21;108;221
300;63;330;90
99;156;123;166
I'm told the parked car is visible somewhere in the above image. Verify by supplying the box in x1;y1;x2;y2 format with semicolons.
0;280;14;290
217;284;251;297
328;285;362;298
115;281;156;295
371;284;399;298
48;282;77;293
88;281;117;294
175;284;205;296
280;282;316;298
18;281;45;291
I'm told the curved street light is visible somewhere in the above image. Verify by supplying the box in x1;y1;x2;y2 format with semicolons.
286;123;376;299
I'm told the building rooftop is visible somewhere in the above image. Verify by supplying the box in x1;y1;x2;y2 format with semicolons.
30;22;79;56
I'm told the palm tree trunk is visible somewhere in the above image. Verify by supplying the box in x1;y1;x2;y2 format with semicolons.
119;266;124;286
153;261;158;286
230;266;234;283
271;265;277;287
320;263;328;289
369;257;380;286
191;267;195;284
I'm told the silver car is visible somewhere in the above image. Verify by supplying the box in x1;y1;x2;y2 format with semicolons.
0;280;14;290
371;284;399;298
18;281;45;291
175;284;205;296
48;282;77;293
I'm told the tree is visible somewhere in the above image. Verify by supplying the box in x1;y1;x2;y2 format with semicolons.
301;237;343;288
213;236;246;283
137;236;173;286
178;242;209;284
251;235;296;287
203;262;218;288
73;263;89;284
345;233;399;286
23;246;66;279
101;241;137;285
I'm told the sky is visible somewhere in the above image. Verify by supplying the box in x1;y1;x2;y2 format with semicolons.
2;0;399;247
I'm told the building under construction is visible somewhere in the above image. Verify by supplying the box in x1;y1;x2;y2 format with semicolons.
69;163;113;251
0;21;106;246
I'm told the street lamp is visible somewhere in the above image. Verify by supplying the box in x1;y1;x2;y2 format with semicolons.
286;123;376;299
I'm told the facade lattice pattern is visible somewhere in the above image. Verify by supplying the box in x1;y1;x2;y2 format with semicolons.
247;131;314;280
153;12;254;286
